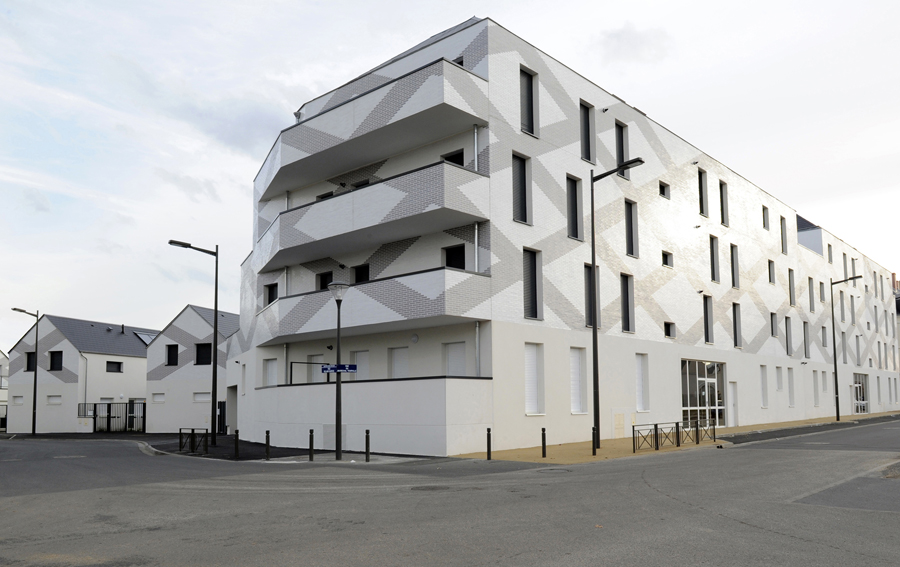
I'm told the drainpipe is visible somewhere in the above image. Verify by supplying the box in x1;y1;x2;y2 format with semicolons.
81;353;89;404
285;190;290;211
474;222;479;272
284;343;290;386
473;125;478;171
475;322;481;377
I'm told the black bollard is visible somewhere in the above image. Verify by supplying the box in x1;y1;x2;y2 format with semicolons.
203;429;208;454
190;428;196;453
265;430;270;461
541;428;547;458
234;429;240;460
592;427;597;456
365;429;370;463
309;429;314;461
487;427;492;461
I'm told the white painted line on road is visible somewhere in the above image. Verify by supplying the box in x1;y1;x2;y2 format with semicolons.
53;455;86;459
1;459;22;462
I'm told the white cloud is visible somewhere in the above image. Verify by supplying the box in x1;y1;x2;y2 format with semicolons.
597;22;673;66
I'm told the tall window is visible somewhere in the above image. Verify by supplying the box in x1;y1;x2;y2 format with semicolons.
780;216;788;254
580;102;593;161
523;249;539;318
760;366;769;408
49;351;63;371
808;277;815;312
570;348;586;413
828;243;833;263
850;295;856;324
851;258;857;286
803;321;810;359
621;274;635;332
567;177;581;239
703;295;714;343
636;353;649;411
524;343;543;414
840;290;845;321
768;260;776;284
733;303;742;348
709;236;719;282
625;200;638;257
25;352;35;372
196;343;212;365
855;335;861;366
785;317;792;355
788;269;796;305
762;206;770;230
730;244;739;288
165;344;178;366
584;264;596;326
771;312;778;337
698;169;708;216
615;122;629;178
842;331;847;363
843;253;848;280
520;69;535;135
719;182;729;225
512;154;529;223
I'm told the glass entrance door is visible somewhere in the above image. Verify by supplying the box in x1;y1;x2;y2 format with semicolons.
681;360;726;426
852;373;869;414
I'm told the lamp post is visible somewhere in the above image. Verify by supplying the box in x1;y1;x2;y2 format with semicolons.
12;308;39;435
830;274;862;421
589;157;645;448
327;281;350;461
169;239;219;446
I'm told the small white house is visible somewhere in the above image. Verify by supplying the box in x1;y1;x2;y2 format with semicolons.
145;305;239;434
6;315;158;433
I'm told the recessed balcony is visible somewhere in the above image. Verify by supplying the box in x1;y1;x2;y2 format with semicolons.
255;267;490;346
255;58;489;201
253;161;489;273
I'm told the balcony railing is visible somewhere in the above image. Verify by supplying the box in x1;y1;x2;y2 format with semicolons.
254;58;489;201
256;267;490;346
253;161;488;273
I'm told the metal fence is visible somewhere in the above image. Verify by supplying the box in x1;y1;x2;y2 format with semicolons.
633;419;716;453
179;428;208;454
77;402;146;433
0;404;7;432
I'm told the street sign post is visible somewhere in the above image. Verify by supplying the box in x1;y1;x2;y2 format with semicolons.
321;364;357;373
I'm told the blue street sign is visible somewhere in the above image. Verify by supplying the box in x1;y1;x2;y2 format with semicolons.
321;364;357;373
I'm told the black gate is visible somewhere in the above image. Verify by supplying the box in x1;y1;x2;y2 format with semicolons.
217;401;226;434
0;404;7;432
77;402;146;433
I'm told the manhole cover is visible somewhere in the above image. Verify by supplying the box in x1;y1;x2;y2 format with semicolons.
411;485;451;491
537;468;571;474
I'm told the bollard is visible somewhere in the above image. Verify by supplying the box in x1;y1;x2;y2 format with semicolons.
365;429;370;463
191;428;196;453
234;429;240;460
654;423;660;451
632;425;636;454
675;422;681;447
541;428;547;458
592;427;597;456
694;420;700;445
203;429;208;454
265;430;270;461
712;421;716;441
487;427;492;461
179;429;184;452
309;429;314;462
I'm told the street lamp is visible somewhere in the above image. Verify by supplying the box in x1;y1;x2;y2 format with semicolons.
589;157;645;449
12;307;39;435
169;239;220;446
830;274;862;421
327;280;350;461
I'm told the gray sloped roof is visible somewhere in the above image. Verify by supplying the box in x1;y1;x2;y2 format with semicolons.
189;306;240;339
45;315;160;358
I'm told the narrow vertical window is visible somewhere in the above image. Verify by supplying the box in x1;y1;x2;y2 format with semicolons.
703;295;714;343
709;236;719;282
580;102;592;161
636;353;649;411
621;274;635;332
827;243;833;263
785;316;793;355
840;290;845;321
659;181;670;199
625;200;638;257
803;321;810;358
698;169;708;216
843;253;848;280
570;348;586;413
584;264;596;327
842;331;847;363
512;154;528;223
719;181;729;225
615;122;629;178
770;313;778;337
822;326;828;347
760;366;769;408
788;269;796;306
733;303;742;348
855;335;861;366
851;258;857;286
523;249;538;318
730;244;739;288
788;368;795;407
768;260;775;284
524;343;543;414
762;206;770;230
808;277;815;312
566;177;580;238
850;295;856;324
780;216;788;254
776;367;784;391
520;69;535;135
819;281;825;302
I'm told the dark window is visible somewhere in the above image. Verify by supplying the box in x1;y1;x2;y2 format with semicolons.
452;56;464;66
803;322;810;359
719;182;729;225
512;155;528;223
354;264;370;283
317;272;333;290
703;295;714;343
442;149;464;167
49;351;63;371
566;177;579;238
659;181;670;199
621;274;635;332
730;244;739;288
520;69;535;134
584;264;596;326
625;200;638;257
25;352;35;372
709;236;719;282
843;253;848;279
664;322;676;338
444;245;465;270
698;169;708;216
165;344;178;366
768;260;775;284
615;122;629;178
789;269;796;306
662;251;674;268
264;283;278;306
771;313;778;337
106;361;123;373
762;206;769;230
733;303;742;348
523;250;538;318
785;317;793;355
196;344;212;366
580;103;592;160
780;216;788;254
827;243;833;263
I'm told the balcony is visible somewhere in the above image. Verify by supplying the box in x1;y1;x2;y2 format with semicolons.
255;58;489;201
253;161;489;273
255;267;491;346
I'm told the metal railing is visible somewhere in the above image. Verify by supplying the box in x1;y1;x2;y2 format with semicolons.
179;428;209;454
77;402;146;433
633;419;716;453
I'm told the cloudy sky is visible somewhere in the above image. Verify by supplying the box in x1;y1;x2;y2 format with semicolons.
2;0;898;350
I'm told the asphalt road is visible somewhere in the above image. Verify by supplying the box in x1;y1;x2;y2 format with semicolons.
1;421;899;567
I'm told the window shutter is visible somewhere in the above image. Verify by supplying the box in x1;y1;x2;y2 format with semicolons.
570;348;583;413
525;344;538;414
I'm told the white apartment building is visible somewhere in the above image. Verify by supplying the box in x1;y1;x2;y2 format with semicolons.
145;305;239;433
226;17;899;456
6;315;158;433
